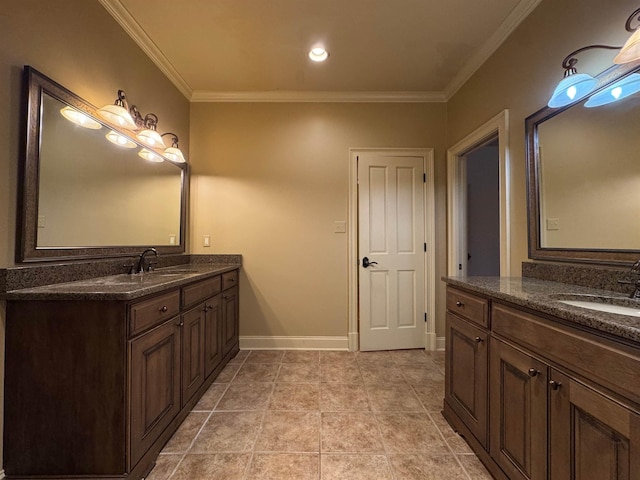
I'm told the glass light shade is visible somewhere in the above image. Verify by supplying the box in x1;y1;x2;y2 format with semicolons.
138;148;164;162
548;73;598;108
309;47;329;62
97;104;137;129
614;29;640;64
137;128;165;147
60;106;102;129
105;130;137;148
584;73;640;107
164;146;186;163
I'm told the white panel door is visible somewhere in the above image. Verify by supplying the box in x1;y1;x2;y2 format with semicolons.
358;153;425;351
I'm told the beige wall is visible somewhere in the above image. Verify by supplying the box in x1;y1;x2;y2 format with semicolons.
0;0;190;470
446;0;639;274
189;102;447;339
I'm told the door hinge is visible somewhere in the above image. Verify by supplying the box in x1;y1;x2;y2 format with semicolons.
423;173;426;183
424;243;427;252
424;312;427;322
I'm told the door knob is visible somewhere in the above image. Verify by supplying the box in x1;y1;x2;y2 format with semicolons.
362;257;378;268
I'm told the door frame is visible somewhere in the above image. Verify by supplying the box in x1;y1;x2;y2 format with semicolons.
447;110;511;277
348;148;436;352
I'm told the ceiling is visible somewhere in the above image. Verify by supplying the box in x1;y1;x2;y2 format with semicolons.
99;0;541;102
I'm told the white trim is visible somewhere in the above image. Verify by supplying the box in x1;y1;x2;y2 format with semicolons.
0;469;5;479
447;110;511;277
348;148;437;352
239;336;349;350
191;90;446;103
443;0;543;100
98;0;193;99
436;337;446;351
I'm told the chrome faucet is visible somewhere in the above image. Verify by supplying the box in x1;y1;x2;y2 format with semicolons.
617;259;640;298
136;247;158;273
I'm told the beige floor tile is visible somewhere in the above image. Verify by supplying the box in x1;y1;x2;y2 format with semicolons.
145;454;181;480
429;412;474;454
320;363;363;383
282;350;320;363
401;365;445;384
245;351;285;364
227;350;250;364
389;454;469;480
376;413;450;454
245;453;319;480
365;384;424;412
255;411;320;452
321;412;384;453
234;363;279;383
216;382;274;411
412;381;445;412
170;453;251;480
320;384;370;412
359;364;407;384
161;412;209;454
193;383;228;411
388;349;433;365
356;350;394;365
321;454;393;480
191;412;263;453
269;383;320;411
320;351;357;364
277;363;321;383
458;454;494;479
214;364;240;383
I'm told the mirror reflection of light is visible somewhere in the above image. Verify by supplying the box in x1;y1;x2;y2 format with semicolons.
60;106;102;129
105;130;136;148
138;148;164;163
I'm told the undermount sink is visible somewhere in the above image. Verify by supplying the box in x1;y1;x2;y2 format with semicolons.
550;293;640;317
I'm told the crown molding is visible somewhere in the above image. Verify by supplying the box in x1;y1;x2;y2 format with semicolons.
443;0;543;100
98;0;193;99
190;90;446;103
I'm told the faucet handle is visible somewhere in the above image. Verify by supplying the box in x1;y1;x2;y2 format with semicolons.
147;261;157;272
123;263;136;275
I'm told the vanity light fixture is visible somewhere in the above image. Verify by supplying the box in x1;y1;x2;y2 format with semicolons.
309;47;329;62
105;130;137;148
161;132;186;163
584;73;640;107
614;8;640;64
130;109;164;147
97;90;137;129
60;106;102;129
138;148;164;163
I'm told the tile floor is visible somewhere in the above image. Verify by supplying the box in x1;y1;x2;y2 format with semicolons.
145;349;493;480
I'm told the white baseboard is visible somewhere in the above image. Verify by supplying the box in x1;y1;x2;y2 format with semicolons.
239;336;349;350
348;332;359;352
0;469;5;479
436;336;446;351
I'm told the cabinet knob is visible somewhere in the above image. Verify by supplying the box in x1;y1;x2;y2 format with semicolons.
528;368;539;377
159;305;168;313
549;379;562;390
178;320;184;327
474;336;483;343
456;301;464;307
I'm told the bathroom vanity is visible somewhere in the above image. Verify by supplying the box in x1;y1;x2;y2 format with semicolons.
443;277;640;480
3;263;240;480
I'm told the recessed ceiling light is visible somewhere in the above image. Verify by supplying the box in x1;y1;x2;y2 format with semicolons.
309;47;329;62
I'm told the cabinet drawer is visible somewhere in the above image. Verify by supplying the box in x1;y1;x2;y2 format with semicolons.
129;290;180;337
492;302;640;405
446;287;489;327
182;276;221;309
222;270;238;290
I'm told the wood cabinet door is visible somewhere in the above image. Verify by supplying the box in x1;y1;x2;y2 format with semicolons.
549;369;640;480
222;285;239;355
204;294;223;377
181;305;206;405
129;318;181;468
445;312;489;447
490;338;548;480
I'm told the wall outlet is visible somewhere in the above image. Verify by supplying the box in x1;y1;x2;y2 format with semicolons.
203;235;211;247
169;234;176;245
546;218;560;231
38;215;46;228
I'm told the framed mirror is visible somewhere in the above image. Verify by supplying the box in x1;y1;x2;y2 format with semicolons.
526;61;640;265
17;66;188;262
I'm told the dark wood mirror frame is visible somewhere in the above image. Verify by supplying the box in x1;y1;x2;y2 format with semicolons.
525;60;640;266
17;66;188;263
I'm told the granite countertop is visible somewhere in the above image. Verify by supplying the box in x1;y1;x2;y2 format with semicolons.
5;263;241;301
444;276;640;344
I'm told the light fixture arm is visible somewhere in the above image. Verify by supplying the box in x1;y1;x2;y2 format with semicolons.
624;7;640;32
161;132;180;147
115;90;129;109
561;44;622;74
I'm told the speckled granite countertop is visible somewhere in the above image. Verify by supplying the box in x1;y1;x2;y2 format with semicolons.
444;276;640;344
5;263;241;301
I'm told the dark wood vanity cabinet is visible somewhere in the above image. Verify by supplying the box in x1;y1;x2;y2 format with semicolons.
444;285;640;480
4;268;240;480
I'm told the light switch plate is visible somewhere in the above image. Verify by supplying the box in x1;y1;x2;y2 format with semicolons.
203;235;211;247
334;221;346;233
546;218;560;231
